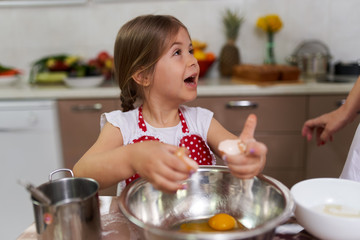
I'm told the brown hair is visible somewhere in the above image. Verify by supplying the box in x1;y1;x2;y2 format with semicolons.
114;15;188;112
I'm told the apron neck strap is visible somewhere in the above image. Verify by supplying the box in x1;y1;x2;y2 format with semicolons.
138;106;189;133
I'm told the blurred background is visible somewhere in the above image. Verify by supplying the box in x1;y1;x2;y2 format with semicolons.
1;0;359;80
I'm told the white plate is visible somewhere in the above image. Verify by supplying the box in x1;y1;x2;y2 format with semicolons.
0;75;19;86
64;76;104;88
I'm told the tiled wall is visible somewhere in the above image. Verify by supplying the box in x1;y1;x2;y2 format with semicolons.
1;0;359;79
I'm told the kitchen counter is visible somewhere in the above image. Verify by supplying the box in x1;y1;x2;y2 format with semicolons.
17;196;318;240
1;77;357;100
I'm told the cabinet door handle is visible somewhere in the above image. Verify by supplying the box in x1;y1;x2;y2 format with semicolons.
226;101;258;110
71;103;103;112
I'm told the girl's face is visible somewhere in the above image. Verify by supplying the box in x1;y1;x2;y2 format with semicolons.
148;27;199;106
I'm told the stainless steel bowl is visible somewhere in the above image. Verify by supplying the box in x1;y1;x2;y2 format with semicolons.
118;166;294;240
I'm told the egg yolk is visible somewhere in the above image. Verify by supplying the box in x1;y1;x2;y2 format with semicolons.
208;213;236;231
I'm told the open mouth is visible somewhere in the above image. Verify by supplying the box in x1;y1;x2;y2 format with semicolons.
184;75;196;85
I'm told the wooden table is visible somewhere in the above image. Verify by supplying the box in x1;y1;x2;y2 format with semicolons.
17;196;318;240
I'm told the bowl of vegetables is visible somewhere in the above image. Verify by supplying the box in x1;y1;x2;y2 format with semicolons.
0;63;21;86
29;52;113;87
64;76;104;88
192;40;216;78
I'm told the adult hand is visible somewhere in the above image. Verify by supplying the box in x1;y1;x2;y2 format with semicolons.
302;108;350;146
225;114;267;179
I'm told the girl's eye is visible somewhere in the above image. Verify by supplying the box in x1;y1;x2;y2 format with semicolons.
189;48;194;55
174;49;181;56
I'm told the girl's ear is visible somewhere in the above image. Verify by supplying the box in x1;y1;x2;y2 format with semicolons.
132;70;150;87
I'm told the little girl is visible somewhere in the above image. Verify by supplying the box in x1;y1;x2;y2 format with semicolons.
73;14;267;194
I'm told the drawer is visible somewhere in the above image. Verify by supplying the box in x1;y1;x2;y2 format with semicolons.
188;96;306;132
308;94;347;117
257;134;305;169
58;99;120;169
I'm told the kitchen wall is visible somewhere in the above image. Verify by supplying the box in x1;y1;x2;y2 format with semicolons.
1;0;359;79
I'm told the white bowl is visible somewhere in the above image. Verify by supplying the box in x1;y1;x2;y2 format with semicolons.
291;178;360;240
64;76;104;88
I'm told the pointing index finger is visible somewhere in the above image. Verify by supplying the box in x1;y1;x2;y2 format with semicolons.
239;114;257;141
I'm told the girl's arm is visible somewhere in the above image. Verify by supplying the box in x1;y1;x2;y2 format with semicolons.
207;114;267;178
206;118;237;157
73;122;135;188
73;122;194;193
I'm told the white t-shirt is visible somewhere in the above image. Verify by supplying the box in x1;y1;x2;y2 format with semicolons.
101;105;213;146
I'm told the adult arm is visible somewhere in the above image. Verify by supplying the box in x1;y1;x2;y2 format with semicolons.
302;76;360;145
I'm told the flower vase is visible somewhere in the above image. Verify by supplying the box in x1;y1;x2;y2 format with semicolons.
264;32;276;65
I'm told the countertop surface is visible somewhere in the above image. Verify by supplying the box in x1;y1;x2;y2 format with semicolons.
0;77;357;100
17;196;318;240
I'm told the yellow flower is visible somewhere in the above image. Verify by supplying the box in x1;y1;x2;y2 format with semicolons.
256;14;283;33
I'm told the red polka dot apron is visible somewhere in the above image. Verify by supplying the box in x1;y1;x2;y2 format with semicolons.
125;106;215;185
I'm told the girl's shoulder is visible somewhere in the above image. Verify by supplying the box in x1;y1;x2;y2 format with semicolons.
101;108;138;129
180;105;214;128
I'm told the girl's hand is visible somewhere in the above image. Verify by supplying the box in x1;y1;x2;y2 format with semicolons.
129;141;198;193
224;114;267;179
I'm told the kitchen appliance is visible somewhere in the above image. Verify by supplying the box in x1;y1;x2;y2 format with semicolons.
0;100;63;239
287;40;332;80
32;169;101;240
317;60;359;83
118;166;294;240
334;61;360;75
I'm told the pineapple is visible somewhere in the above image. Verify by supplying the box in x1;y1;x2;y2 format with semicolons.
219;9;244;77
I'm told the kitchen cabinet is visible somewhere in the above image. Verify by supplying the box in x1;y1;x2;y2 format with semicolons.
187;96;307;188
306;95;360;179
57;98;121;195
57;94;359;193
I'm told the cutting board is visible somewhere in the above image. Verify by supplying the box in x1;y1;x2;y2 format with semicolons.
232;64;302;85
231;77;304;86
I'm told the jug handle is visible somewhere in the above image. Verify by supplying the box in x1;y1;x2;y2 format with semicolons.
48;168;74;181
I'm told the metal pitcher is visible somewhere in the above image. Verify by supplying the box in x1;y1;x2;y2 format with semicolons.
32;169;101;240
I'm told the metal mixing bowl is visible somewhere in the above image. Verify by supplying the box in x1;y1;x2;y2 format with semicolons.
118;166;294;240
